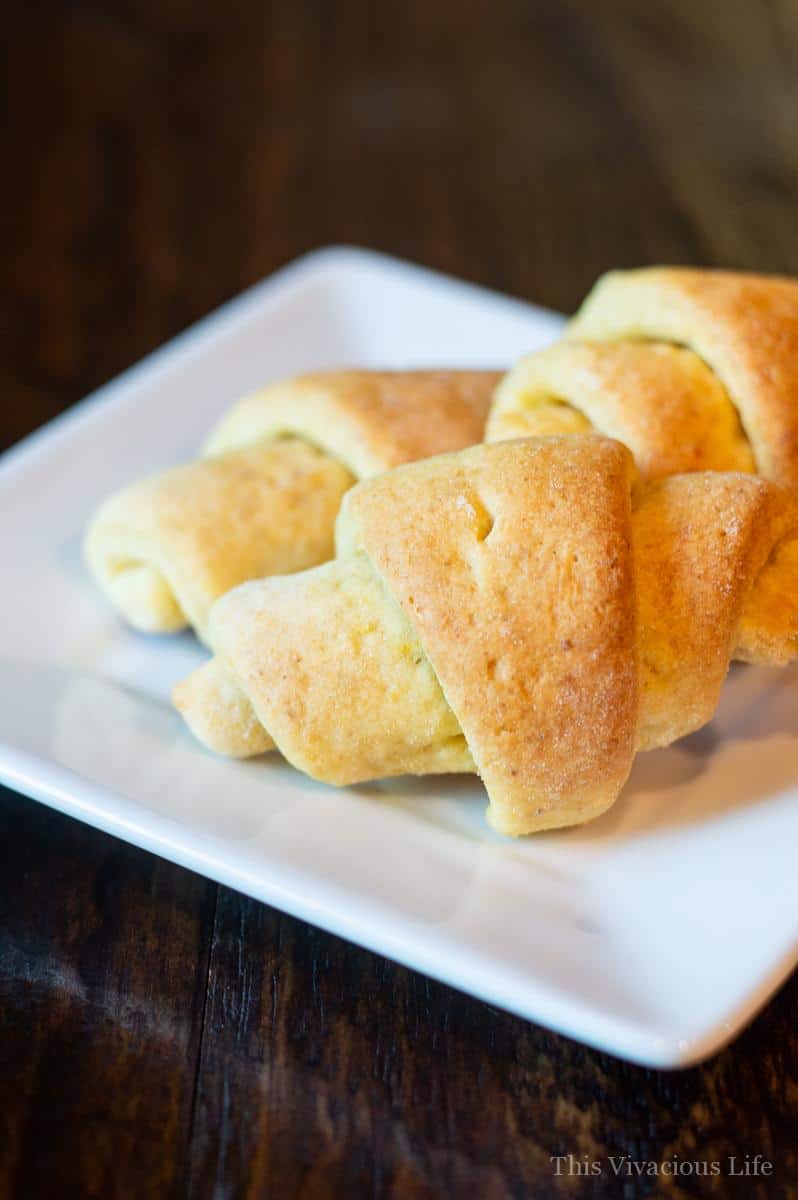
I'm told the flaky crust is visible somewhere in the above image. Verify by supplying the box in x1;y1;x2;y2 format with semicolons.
86;369;498;640
174;436;798;835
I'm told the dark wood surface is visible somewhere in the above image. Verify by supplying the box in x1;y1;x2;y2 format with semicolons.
2;2;798;1196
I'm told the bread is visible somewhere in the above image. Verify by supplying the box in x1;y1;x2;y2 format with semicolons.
84;369;498;642
174;436;798;835
488;268;798;487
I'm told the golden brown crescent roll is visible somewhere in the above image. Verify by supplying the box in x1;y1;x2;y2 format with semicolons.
488;268;798;487
173;436;798;835
85;370;498;642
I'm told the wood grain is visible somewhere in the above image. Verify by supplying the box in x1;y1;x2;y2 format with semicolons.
187;891;798;1199
0;788;215;1199
2;0;798;1196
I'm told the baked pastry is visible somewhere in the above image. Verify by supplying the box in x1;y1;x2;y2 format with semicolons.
85;369;498;642
488;268;798;487
174;436;798;835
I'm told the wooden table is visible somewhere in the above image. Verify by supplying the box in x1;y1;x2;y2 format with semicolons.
3;3;798;1196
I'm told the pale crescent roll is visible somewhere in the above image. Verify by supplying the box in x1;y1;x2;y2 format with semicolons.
174;437;798;835
488;268;798;487
85;370;498;643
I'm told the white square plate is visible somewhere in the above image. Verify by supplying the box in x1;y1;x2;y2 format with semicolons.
2;247;796;1068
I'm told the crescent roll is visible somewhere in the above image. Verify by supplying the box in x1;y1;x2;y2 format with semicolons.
488;268;798;487
85;370;498;642
174;437;798;835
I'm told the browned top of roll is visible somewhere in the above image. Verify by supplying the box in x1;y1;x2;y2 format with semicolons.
204;369;501;477
340;436;639;834
568;267;798;489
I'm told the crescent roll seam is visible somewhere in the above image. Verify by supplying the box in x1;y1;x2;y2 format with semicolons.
85;370;499;643
173;436;798;836
487;268;798;490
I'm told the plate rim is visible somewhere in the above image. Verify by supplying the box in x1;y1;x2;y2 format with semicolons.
1;245;795;1070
